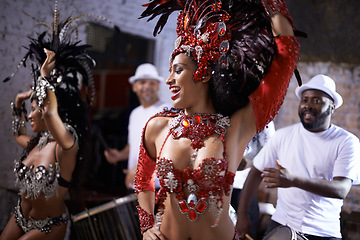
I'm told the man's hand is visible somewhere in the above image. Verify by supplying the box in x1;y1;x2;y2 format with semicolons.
124;166;137;189
262;160;295;188
235;212;252;240
142;226;166;240
104;148;122;165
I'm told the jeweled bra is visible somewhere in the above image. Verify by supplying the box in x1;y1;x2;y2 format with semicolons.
14;149;61;200
156;110;234;227
14;125;77;199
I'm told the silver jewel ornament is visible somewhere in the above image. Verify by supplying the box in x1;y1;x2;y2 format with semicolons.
217;22;227;36
175;36;182;49
195;46;203;61
181;45;193;56
187;193;198;205
34;76;55;107
164;172;178;193
38;131;53;151
200;32;209;43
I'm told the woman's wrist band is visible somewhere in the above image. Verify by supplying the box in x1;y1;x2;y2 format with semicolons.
34;76;55;107
137;205;155;234
11;102;26;136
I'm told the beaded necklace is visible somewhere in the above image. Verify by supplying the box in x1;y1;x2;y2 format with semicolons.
38;131;54;151
169;110;230;149
168;110;230;168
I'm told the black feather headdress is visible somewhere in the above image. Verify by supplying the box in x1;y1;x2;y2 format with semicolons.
4;0;112;146
3;0;113;105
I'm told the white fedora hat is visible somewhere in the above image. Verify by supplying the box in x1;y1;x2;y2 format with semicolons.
295;74;343;109
128;63;163;84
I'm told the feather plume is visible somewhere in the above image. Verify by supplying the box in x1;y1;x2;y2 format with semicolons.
3;4;113;105
140;0;184;36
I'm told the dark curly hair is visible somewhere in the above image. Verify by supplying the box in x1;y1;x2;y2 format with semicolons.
209;0;276;116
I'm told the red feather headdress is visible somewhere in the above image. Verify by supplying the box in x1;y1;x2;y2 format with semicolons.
142;0;232;82
140;0;276;84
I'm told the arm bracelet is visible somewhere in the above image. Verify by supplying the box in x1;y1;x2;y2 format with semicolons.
35;76;55;107
62;123;79;151
261;0;294;28
11;102;26;136
136;205;155;234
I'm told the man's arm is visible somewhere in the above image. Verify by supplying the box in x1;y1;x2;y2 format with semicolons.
236;167;263;237
262;161;352;199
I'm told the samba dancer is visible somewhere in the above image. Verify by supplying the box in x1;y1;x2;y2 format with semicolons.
1;3;97;239
135;0;300;239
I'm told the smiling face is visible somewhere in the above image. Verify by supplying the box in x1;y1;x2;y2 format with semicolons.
132;78;160;108
28;100;47;133
298;89;335;132
166;53;213;113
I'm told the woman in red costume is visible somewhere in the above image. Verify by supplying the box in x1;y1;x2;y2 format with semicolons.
135;0;300;239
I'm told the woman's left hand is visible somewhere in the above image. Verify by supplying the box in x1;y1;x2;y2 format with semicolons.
142;226;166;240
41;49;56;77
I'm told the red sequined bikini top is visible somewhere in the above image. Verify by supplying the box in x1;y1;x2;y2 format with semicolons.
156;156;234;225
135;110;234;226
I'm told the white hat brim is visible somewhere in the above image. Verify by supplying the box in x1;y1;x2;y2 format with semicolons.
128;75;163;84
295;85;343;109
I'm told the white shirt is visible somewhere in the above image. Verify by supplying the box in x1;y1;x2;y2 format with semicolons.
127;100;168;169
253;123;360;237
233;121;275;189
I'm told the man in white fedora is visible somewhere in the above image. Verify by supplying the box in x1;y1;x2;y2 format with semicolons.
104;63;168;190
237;74;360;239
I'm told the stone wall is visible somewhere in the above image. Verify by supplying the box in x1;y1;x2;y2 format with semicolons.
275;62;360;139
288;0;360;65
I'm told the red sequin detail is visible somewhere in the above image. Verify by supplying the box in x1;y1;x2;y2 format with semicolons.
137;205;155;234
182;119;190;127
172;130;179;138
134;144;156;193
179;200;188;212
194;115;201;124
172;5;231;82
170;111;229;150
156;156;234;220
188;209;197;221
184;13;189;30
249;36;299;132
261;0;295;29
196;200;207;213
218;26;226;36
